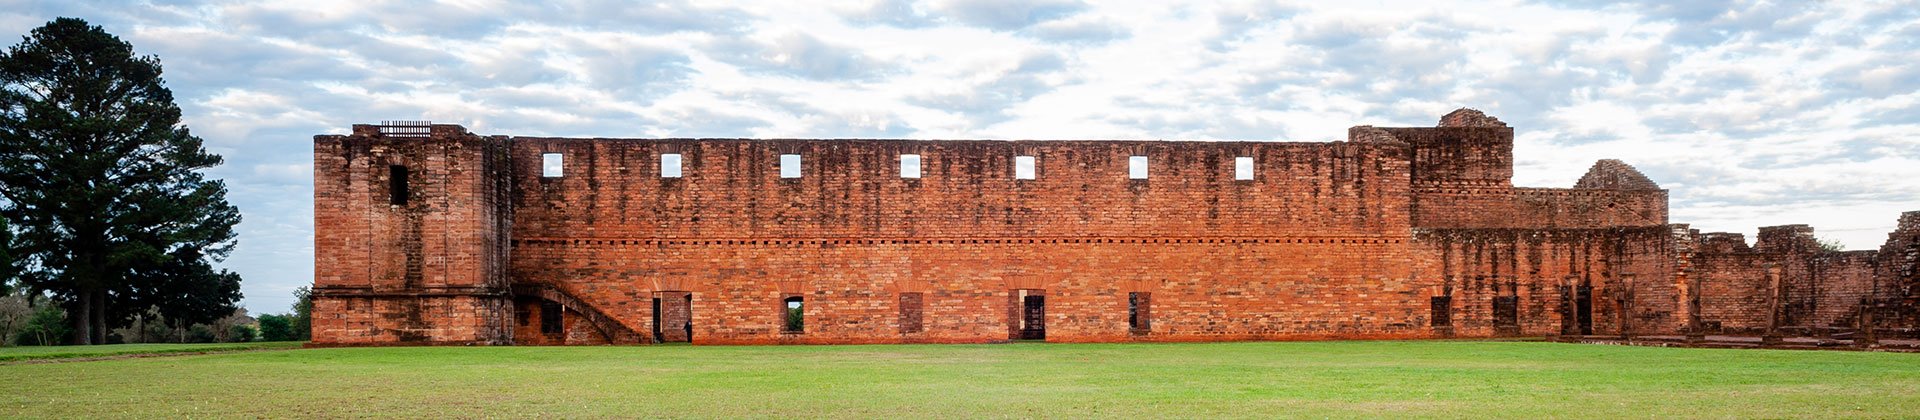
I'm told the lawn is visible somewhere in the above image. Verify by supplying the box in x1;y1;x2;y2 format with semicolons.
0;341;304;362
1;341;1916;418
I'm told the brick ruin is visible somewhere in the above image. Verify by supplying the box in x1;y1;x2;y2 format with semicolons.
309;109;1920;346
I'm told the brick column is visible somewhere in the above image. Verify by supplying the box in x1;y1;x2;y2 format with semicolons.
1762;264;1783;345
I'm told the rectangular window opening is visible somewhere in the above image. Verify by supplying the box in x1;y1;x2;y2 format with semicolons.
780;154;802;178
540;301;563;335
1430;296;1452;327
1129;155;1148;179
899;292;924;334
783;295;805;333
1493;296;1519;328
388;165;409;205
1014;155;1036;180
900;154;921;179
541;153;564;178
1235;156;1254;180
661;153;683;178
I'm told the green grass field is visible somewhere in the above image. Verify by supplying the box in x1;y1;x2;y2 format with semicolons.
2;341;1916;418
0;341;304;362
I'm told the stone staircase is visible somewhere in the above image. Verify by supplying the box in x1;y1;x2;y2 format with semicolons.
512;283;647;344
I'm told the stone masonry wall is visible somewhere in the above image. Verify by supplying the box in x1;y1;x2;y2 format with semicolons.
311;125;513;345
505;137;1433;344
1684;214;1920;337
308;109;1920;345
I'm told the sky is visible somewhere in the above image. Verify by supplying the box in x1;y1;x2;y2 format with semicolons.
1;0;1915;314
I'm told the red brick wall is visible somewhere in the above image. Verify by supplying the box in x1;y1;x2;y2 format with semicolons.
1878;212;1920;328
1809;252;1879;329
506;139;1411;240
1683;219;1920;336
308;115;1920;346
311;125;513;345
511;238;1436;344
1413;226;1682;337
503;137;1438;344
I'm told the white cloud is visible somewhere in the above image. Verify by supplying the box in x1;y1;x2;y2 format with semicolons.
3;0;1915;312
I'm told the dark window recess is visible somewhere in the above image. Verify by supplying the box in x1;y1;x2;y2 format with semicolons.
783;295;804;333
1128;292;1151;333
540;301;563;335
515;303;530;327
898;292;924;334
1493;296;1519;327
388;165;409;205
1429;296;1451;327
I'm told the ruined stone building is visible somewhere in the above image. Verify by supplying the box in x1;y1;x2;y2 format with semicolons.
309;109;1920;345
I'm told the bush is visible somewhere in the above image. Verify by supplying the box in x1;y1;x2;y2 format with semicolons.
185;324;217;343
257;314;294;342
13;303;69;346
225;324;255;342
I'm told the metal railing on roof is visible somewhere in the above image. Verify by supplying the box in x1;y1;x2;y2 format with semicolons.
377;120;433;137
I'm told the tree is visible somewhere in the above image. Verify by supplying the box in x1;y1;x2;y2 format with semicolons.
0;18;242;344
13;299;66;346
209;307;253;343
291;286;312;341
0;217;14;296
134;247;241;340
257;313;293;342
1817;237;1846;253
0;292;27;344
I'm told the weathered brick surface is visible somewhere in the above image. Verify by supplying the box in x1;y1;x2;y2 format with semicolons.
1677;216;1920;337
311;124;513;345
308;110;1920;346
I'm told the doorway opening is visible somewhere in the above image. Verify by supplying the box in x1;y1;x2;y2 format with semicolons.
1562;283;1594;335
1010;289;1046;340
653;291;693;343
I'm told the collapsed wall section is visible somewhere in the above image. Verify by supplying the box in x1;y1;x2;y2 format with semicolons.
1685;213;1920;337
1881;212;1920;328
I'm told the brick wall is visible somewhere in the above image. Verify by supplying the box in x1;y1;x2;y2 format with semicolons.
1413;226;1680;337
506;138;1412;240
311;124;513;345
512;238;1434;344
1682;215;1920;336
1880;212;1920;328
503;136;1435;344
308;110;1920;345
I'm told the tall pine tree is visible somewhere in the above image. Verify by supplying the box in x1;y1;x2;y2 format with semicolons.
0;18;241;344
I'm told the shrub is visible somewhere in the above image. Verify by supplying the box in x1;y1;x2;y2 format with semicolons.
257;314;294;342
186;324;217;343
226;324;255;342
13;303;69;346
